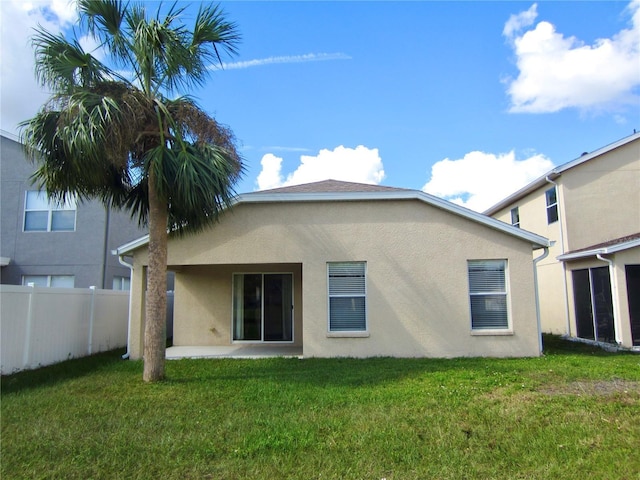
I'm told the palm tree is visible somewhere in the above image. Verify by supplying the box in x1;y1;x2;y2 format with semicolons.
20;0;243;382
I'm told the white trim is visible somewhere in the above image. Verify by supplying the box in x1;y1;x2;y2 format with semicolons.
239;190;549;248
115;188;550;256
0;130;20;143
327;331;370;338
557;238;640;261
484;132;640;215
23;190;77;232
467;259;512;333
470;329;514;336
327;261;368;334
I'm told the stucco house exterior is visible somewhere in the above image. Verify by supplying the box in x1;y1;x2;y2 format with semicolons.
485;132;640;349
116;180;549;359
1;130;146;289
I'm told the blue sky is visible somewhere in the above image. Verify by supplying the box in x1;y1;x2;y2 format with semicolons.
2;1;639;211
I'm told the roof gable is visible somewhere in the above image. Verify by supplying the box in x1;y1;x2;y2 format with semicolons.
256;179;410;194
484;131;640;215
115;180;549;255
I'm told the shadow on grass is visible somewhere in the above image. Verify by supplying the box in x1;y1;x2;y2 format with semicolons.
2;335;634;394
541;334;638;357
162;334;636;388
1;348;131;394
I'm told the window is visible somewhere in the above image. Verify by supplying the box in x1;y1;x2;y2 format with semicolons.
328;262;367;332
24;191;76;232
468;260;509;330
112;276;131;291
510;207;520;228
22;275;75;288
545;187;558;224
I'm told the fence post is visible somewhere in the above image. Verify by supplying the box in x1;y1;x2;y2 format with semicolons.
22;283;35;369
88;286;96;355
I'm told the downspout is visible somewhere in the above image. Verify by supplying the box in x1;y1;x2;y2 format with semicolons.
101;207;111;289
118;254;134;359
533;246;550;354
596;254;622;345
545;176;571;337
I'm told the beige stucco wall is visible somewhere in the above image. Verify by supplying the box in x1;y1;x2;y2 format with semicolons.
493;186;568;334
490;137;639;338
172;264;303;347
562;139;640;251
128;199;542;359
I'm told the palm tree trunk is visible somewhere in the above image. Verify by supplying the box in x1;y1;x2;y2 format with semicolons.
143;167;168;382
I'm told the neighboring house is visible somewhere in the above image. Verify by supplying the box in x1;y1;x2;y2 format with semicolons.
116;180;549;359
1;131;146;289
485;132;640;349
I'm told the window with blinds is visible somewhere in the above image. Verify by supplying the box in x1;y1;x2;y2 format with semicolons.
468;260;509;330
328;262;367;332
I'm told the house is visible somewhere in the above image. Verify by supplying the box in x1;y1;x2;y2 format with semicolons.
116;180;550;359
0;131;146;289
484;132;640;349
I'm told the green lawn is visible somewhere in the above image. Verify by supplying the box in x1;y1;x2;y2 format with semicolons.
2;336;639;480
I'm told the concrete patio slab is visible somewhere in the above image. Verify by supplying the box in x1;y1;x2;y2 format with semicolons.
166;345;303;359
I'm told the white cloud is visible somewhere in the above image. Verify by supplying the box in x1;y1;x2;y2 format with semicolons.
0;0;78;135
217;52;352;71
504;0;640;113
256;145;385;191
422;151;554;212
256;154;285;191
503;3;538;38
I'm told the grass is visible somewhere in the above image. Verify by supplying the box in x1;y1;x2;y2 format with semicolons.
2;335;639;480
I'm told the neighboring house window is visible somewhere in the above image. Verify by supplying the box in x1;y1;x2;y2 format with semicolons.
24;191;76;232
468;260;509;330
545;187;558;224
112;276;131;291
328;262;367;332
510;207;520;228
22;275;75;288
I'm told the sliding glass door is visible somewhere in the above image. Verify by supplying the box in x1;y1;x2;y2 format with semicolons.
572;267;615;343
233;273;293;342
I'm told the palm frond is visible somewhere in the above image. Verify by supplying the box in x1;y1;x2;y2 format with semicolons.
191;3;241;67
33;29;111;91
78;0;128;60
23;0;244;234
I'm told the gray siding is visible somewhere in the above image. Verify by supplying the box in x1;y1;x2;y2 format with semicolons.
1;133;146;288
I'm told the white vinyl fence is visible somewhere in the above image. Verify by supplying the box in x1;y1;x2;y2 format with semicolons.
0;285;129;374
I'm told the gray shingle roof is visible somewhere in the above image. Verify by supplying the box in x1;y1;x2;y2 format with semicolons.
254;179;410;194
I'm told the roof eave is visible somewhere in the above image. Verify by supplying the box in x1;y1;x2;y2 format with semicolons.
557;238;640;261
484;131;640;216
113;234;150;257
483;172;560;216
241;190;550;249
114;189;550;255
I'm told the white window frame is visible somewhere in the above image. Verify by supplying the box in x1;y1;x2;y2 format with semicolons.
510;207;520;228
22;275;75;288
23;191;77;232
327;262;368;337
467;260;512;334
112;276;131;291
545;187;558;224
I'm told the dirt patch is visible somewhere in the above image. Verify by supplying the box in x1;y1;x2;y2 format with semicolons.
538;379;640;396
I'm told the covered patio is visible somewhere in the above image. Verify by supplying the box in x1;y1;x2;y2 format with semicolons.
166;345;303;360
